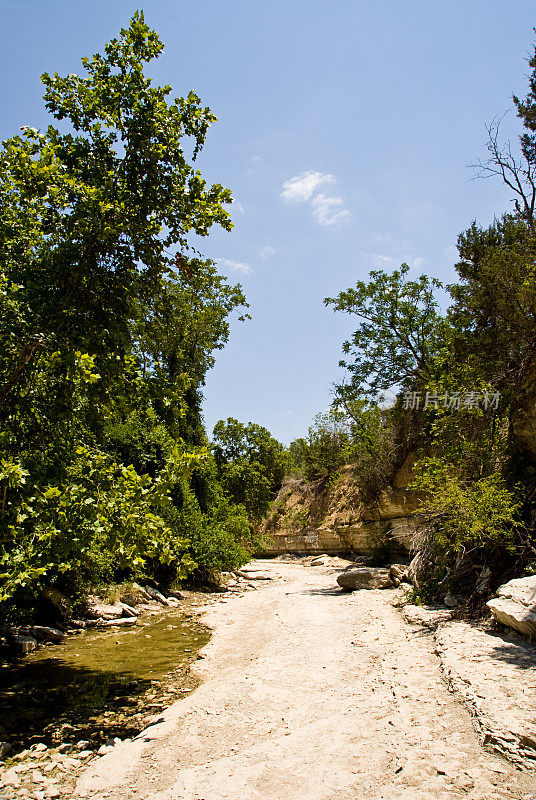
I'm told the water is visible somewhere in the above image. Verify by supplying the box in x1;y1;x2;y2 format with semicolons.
0;609;210;753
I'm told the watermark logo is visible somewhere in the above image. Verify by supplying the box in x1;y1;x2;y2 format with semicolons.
401;390;500;411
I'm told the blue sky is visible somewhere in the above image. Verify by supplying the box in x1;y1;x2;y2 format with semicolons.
1;0;534;442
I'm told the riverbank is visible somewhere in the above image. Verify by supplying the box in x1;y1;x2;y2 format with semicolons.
73;558;536;800
0;571;265;799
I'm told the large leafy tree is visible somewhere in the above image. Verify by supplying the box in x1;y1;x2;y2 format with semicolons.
325;263;446;401
0;11;233;408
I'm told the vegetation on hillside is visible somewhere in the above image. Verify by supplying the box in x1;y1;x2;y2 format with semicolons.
285;37;536;605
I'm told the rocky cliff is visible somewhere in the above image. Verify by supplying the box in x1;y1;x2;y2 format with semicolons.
257;462;421;557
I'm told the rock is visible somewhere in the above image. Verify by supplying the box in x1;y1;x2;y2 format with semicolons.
310;555;331;566
0;742;11;758
444;594;458;608
336;567;392;591
97;744;113;755
0;767;21;787
32;743;48;752
58;743;72;753
85;597;123;620
119;602;138;618
167;589;183;600
99;616;138;627
389;564;409;583
144;585;170;606
362;488;421;521
487;599;536;637
31;626;65;643
497;574;536;605
75;740;90;750
486;575;536;637
10;633;38;654
166;596;180;605
402;604;454;628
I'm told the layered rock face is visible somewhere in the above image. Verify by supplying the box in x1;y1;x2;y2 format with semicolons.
258;463;420;557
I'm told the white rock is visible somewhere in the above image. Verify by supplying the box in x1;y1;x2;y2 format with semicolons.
487;575;536;637
487;597;536;637
337;567;392;591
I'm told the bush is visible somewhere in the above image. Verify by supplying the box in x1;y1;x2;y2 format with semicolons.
410;460;522;597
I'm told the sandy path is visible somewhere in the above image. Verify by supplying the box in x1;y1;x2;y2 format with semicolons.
75;560;536;800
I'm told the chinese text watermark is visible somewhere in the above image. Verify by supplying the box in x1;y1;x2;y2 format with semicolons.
401;390;500;411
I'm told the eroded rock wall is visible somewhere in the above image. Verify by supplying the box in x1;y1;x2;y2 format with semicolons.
258;464;420;557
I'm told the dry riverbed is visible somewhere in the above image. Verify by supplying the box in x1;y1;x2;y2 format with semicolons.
55;558;536;800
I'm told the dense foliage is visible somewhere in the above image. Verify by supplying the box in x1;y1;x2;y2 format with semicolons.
212;418;287;522
0;14;280;620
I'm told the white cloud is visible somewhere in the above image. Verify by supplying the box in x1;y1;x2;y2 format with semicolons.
368;253;395;266
278;410;294;417
232;199;245;213
361;253;425;269
442;244;458;262
280;170;350;226
280;170;336;202
311;193;351;226
259;244;277;261
408;256;425;269
218;258;253;275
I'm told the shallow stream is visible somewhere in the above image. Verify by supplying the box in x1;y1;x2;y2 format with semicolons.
0;607;210;755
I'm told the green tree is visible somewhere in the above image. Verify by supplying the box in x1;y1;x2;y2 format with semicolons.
212;419;287;522
0;14;252;614
325;264;446;401
0;11;233;412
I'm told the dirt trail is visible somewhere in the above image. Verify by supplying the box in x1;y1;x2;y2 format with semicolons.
75;560;536;800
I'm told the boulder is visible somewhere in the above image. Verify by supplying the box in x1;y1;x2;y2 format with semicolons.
337;567;391;591
30;625;65;643
310;555;331;566
85;597;123;620
389;564;409;584
10;634;37;654
144;585;171;606
487;576;536;637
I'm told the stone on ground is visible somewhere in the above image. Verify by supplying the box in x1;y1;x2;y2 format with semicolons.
487;575;536;637
336;566;391;591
